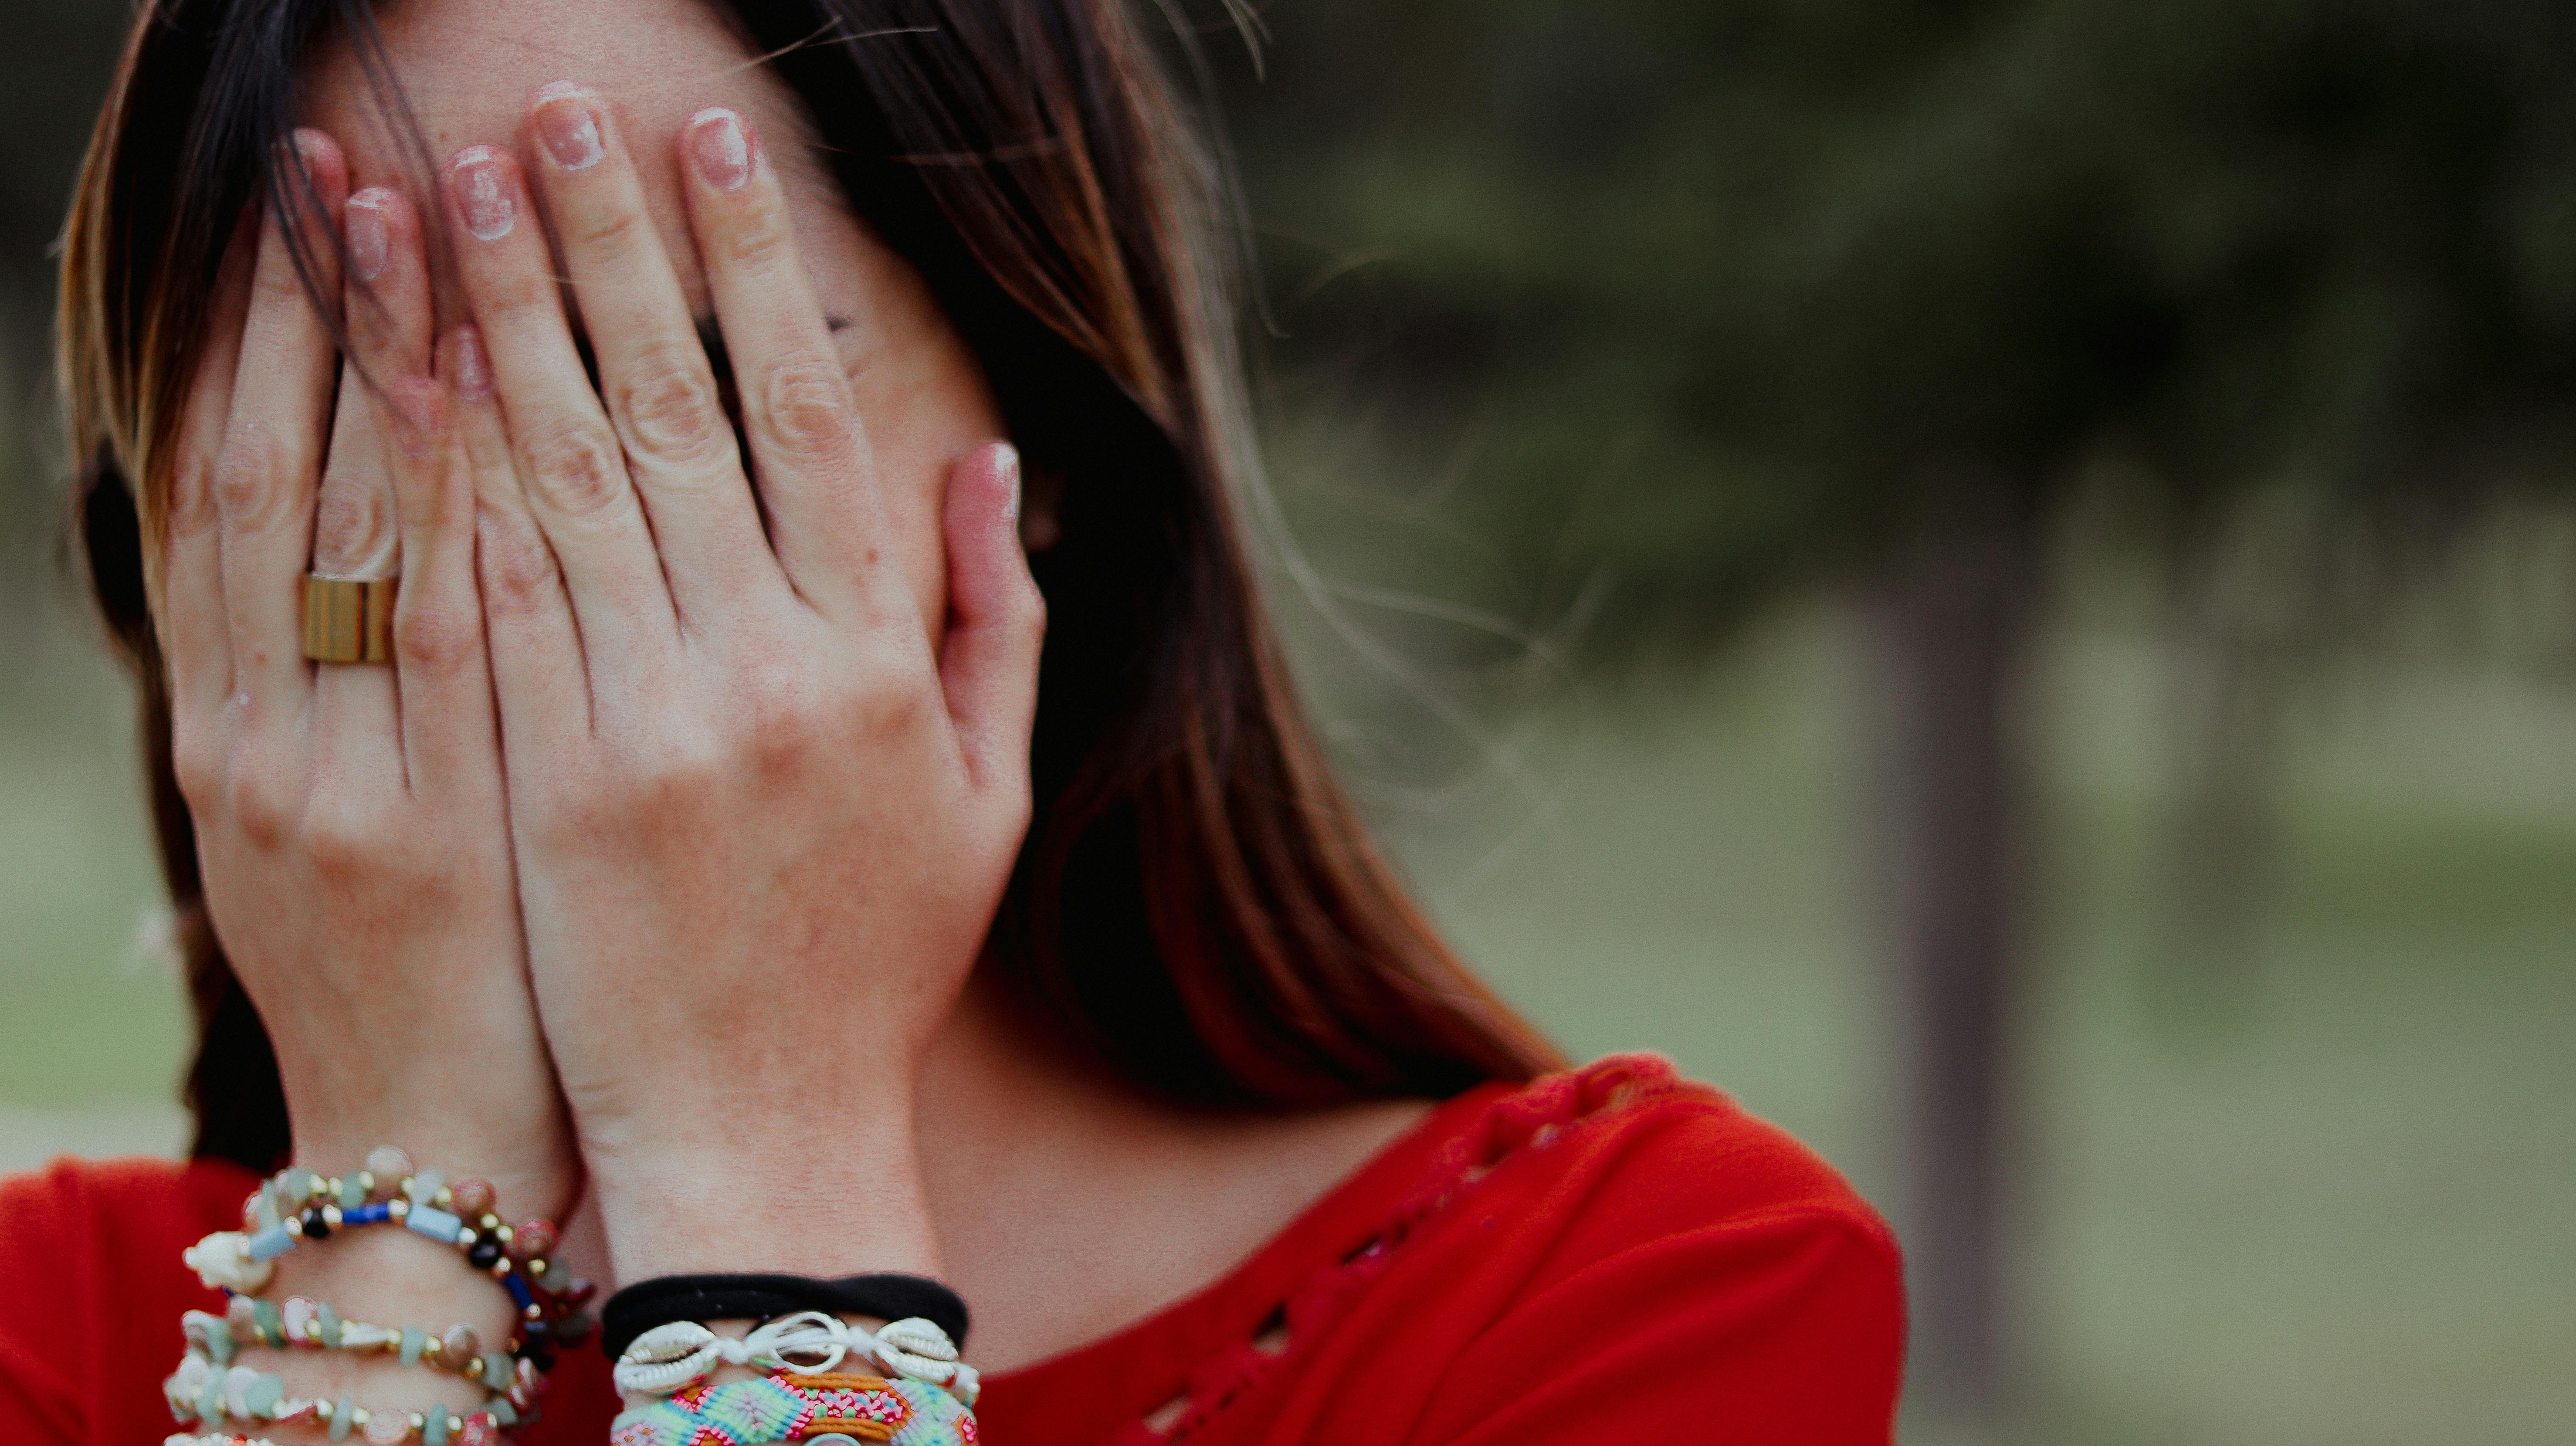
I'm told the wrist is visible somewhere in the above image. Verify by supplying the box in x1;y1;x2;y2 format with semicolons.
588;1121;942;1283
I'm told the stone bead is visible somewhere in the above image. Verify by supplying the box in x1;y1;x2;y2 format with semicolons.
441;1324;480;1365
281;1167;319;1203
316;1303;343;1349
365;1145;413;1185
508;1218;558;1262
404;1205;463;1243
399;1327;426;1366
251;1298;284;1348
480;1351;513;1391
466;1235;504;1270
363;1406;412;1444
423;1403;452;1446
448;1177;495;1219
329;1397;357;1441
405;1168;446;1208
226;1294;259;1334
241;1373;283;1418
456;1412;500;1446
337;1173;369;1209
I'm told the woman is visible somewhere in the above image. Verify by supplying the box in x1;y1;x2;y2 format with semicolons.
2;0;1903;1441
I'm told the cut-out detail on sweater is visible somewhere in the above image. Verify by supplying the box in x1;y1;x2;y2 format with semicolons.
1105;1054;1701;1446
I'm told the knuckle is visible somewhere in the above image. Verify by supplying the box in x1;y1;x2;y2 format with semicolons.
519;421;630;518
299;799;383;877
718;213;794;274
309;474;393;573
754;362;855;465
478;514;562;616
613;350;729;470
210;432;286;531
394;599;481;672
169;449;222;535
569;203;646;258
223;766;294;850
170;723;227;811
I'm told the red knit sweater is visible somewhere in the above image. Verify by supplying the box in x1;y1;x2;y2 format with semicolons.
0;1056;1904;1445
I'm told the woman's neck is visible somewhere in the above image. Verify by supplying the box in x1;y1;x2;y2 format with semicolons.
908;972;1434;1373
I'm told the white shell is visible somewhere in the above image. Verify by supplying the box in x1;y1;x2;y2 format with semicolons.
163;1355;209;1416
613;1320;725;1396
870;1314;964;1385
182;1232;273;1294
222;1364;259;1421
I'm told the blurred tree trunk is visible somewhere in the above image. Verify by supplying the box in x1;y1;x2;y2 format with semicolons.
1869;484;2040;1425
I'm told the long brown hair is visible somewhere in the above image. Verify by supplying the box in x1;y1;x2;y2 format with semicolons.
61;0;1561;1171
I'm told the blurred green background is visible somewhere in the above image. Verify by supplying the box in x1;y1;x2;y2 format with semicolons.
2;2;2571;1443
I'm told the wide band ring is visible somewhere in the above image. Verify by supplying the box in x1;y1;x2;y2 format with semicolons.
301;575;398;664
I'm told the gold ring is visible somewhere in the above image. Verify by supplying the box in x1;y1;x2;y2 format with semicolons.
301;575;398;664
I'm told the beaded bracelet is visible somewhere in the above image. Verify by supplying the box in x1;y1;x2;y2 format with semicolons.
161;1354;522;1444
615;1312;978;1404
183;1146;593;1366
183;1301;547;1407
607;1371;975;1446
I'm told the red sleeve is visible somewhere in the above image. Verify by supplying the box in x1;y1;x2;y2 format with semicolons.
0;1157;252;1446
1409;1203;1904;1444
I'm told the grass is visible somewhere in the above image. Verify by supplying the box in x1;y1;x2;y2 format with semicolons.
2;592;2569;1442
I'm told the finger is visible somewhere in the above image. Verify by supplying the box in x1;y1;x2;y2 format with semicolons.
448;323;592;760
937;444;1044;790
217;129;347;711
312;187;437;753
526;82;780;626
443;140;675;667
164;207;259;719
376;371;498;795
311;187;432;582
681;106;889;618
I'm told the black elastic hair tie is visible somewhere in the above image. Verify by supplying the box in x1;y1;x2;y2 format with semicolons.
600;1273;970;1361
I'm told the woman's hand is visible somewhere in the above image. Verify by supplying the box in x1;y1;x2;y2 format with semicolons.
161;132;575;1407
166;132;572;1215
440;90;1043;1280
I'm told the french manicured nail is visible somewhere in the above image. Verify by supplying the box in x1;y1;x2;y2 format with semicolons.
451;148;515;241
688;108;752;192
534;83;604;170
995;444;1022;521
344;190;391;281
451;326;493;402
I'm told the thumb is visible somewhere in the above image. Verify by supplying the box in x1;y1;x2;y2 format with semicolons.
939;442;1045;789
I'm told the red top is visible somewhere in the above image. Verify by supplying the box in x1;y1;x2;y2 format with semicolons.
0;1055;1903;1445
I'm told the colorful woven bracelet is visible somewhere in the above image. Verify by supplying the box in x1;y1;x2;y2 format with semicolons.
162;1353;522;1443
182;1146;593;1367
186;1297;527;1386
608;1371;976;1446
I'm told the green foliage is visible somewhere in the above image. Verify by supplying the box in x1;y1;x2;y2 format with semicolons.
1225;0;2576;663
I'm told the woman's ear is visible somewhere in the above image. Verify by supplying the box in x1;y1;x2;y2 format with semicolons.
1018;460;1066;553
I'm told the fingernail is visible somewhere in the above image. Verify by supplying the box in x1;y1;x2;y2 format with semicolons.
344;190;391;281
291;128;333;176
688;108;752;192
534;83;604;171
451;326;493;402
995;444;1022;520
451;148;515;241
